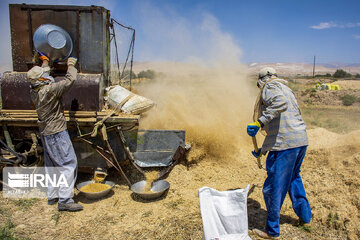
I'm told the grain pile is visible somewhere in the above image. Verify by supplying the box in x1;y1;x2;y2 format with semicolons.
80;183;111;193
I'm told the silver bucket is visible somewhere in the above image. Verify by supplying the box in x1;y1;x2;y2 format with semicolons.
33;24;73;62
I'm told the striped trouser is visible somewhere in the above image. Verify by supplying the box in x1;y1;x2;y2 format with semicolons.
41;130;78;204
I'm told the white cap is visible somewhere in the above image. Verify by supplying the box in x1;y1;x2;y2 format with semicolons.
27;66;44;81
27;66;51;82
258;67;277;78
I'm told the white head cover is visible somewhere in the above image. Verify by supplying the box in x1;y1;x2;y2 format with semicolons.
27;66;52;83
27;66;44;81
258;67;277;78
257;67;277;88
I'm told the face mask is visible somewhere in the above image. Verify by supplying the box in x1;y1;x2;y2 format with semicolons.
41;72;55;84
257;76;270;89
257;81;261;88
47;76;55;83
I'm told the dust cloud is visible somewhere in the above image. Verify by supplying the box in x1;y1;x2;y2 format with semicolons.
135;9;258;161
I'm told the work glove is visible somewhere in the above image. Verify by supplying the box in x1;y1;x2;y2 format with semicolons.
67;57;78;66
38;51;49;62
251;148;262;158
247;121;261;137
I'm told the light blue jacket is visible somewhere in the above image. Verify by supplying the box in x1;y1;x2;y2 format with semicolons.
258;77;308;152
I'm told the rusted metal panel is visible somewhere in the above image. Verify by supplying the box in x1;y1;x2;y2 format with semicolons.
9;4;109;77
1;72;103;111
9;5;31;72
79;9;104;73
65;73;104;111
0;72;34;110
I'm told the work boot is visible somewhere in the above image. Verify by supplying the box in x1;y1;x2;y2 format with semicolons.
47;198;58;205
58;202;83;212
252;229;280;239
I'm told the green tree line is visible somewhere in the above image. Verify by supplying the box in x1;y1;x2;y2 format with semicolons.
121;69;158;79
332;69;360;78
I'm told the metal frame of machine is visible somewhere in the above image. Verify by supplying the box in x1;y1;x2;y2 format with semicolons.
0;4;188;186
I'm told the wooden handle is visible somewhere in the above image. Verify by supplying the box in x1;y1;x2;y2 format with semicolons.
252;137;263;169
252;137;259;152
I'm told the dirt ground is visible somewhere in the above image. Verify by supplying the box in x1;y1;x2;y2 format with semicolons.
1;127;360;240
1;68;359;239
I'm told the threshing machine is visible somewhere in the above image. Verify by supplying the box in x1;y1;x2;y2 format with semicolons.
0;4;187;186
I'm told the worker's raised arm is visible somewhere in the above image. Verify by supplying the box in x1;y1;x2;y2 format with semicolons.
41;59;49;68
258;82;288;126
50;57;78;98
39;51;49;68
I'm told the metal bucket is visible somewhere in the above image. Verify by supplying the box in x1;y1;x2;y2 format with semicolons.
130;180;170;200
33;24;73;62
76;181;115;200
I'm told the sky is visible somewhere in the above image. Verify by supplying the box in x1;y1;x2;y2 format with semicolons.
1;0;360;69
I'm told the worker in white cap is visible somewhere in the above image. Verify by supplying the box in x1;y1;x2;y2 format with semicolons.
27;53;83;212
247;67;312;239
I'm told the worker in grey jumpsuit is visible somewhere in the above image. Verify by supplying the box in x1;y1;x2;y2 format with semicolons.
27;54;83;212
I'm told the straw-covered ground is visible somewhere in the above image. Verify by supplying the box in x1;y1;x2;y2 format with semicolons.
1;69;360;239
1;127;360;240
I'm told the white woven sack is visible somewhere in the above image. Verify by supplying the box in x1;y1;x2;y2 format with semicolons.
107;85;154;115
122;94;154;115
199;185;251;240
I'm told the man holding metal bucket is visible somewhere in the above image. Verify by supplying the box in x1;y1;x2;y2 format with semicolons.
27;50;82;211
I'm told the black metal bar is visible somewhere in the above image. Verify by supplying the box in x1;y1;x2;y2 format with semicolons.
110;19;121;85
111;18;136;90
109;33;114;41
94;148;122;175
129;30;135;91
2;125;14;151
0;138;25;165
27;8;34;55
19;4;105;12
76;10;81;72
105;10;111;86
121;30;134;85
72;123;124;140
76;137;112;157
76;134;131;187
101;127;132;187
111;18;135;32
0;158;17;165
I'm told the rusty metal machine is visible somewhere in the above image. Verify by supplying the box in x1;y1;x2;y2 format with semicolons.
3;4;110;111
0;4;188;186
